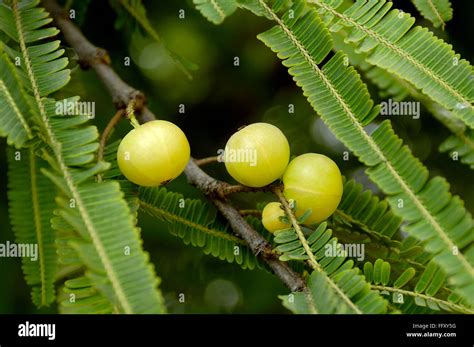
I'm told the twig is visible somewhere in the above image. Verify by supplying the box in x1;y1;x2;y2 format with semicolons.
239;209;262;217
185;160;306;291
213;199;305;291
44;0;306;293
194;156;219;166
42;0;155;122
98;109;124;163
221;182;282;195
97;109;124;182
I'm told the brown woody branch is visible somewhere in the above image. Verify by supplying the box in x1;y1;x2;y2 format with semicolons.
42;0;154;122
239;209;262;217
185;160;305;291
43;0;306;293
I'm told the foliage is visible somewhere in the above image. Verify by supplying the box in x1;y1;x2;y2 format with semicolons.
232;0;473;306
0;0;165;313
439;130;474;170
274;218;388;313
7;148;57;307
138;186;264;270
364;259;473;314
193;0;238;24
411;0;453;29
311;0;473;129
0;0;472;315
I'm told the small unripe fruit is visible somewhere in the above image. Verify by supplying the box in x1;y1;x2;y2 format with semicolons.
262;202;289;233
282;153;343;225
224;123;290;188
117;120;190;186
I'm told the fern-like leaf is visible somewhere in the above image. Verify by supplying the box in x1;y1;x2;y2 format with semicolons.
412;0;453;29
368;120;474;305
7;147;57;307
58;277;114;314
138;186;263;270
365;259;473;314
330;178;403;262
102;139;123;179
331;28;472;170
275;222;388;313
0;52;32;148
331;29;414;101
334;181;468;307
310;0;474;128
246;0;473;306
280;269;386;313
256;1;381;164
193;0;238;24
439;130;474;170
336;179;402;239
1;0;165;313
331;25;468;133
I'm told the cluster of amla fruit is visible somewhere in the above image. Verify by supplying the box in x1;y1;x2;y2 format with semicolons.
117;121;343;231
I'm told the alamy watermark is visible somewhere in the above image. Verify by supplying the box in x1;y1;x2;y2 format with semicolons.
217;147;258;166
0;241;38;261
380;99;420;119
18;321;55;341
324;241;365;261
55;99;95;119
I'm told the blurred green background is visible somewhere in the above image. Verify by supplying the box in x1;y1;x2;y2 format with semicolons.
0;0;473;313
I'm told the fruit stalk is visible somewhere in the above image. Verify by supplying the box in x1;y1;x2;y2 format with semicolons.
194;156;219;166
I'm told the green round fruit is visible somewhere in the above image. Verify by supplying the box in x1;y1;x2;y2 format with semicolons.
282;153;343;225
224;123;290;188
117;120;190;186
262;202;289;233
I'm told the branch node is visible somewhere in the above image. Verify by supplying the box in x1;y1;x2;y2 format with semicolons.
255;240;273;258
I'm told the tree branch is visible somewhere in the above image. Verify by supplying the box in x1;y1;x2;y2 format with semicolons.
185;160;305;291
221;182;282;195
42;0;154;122
43;0;306;293
239;209;262;217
